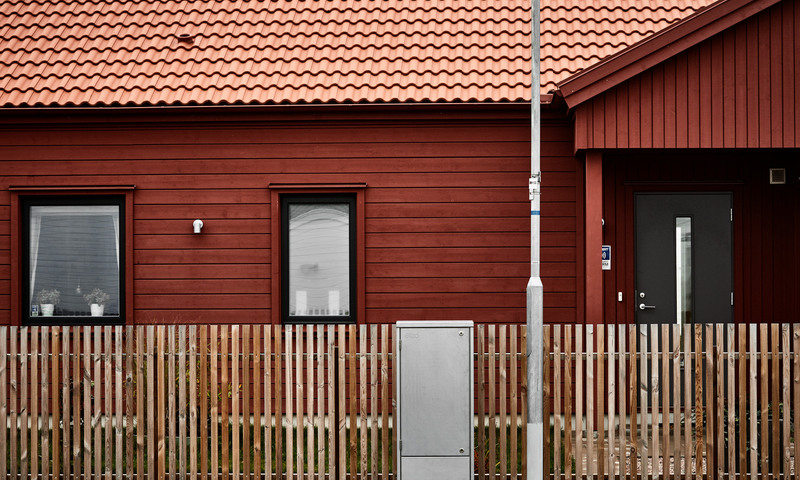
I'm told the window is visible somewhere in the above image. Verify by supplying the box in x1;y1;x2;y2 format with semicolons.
22;196;125;324
281;194;356;323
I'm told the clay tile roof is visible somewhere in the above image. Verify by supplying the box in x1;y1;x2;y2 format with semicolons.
1;0;717;108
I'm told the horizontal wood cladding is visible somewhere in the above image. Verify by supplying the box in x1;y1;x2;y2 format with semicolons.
0;113;579;325
575;0;800;150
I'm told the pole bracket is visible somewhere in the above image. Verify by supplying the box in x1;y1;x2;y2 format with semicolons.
528;172;541;200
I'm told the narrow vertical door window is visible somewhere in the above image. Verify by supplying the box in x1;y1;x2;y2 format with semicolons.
675;216;692;330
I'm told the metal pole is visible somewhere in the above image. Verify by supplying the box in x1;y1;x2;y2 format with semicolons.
527;0;543;479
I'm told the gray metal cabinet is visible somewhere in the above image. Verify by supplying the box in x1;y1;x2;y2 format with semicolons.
396;321;474;480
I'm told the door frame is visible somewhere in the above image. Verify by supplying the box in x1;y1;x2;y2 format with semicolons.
619;183;744;325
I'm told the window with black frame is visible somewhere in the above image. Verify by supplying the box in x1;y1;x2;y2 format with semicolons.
281;194;356;324
22;196;124;324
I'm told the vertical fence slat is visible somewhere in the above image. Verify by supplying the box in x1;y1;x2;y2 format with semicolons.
661;324;670;478
794;324;800;480
759;324;768;478
488;325;497;480
143;326;152;479
210;325;219;480
649;324;658;480
617;325;627;480
190;325;199;480
693;325;702;477
128;326;137;480
607;325;616;480
671;325;680;480
683;326;691;480
30;327;39;480
737;324;747;477
297;325;305;480
10;326;18;478
252;326;261;480
520;325;527;478
264;325;273;480
628;325;638;480
543;324;552;479
179;325;188;480
499;325;508;479
349;325;358;479
168;327;177;480
232;325;241;480
381;324;389;480
327;325;336;480
52;328;61;479
359;325;368;478
20;328;28;480
510;325;519;480
243;325;251;479
200;326;209;479
725;324;735;479
276;326;284;480
94;327;102;480
148;326;158;479
781;324;790;477
40;328;49;480
338;325;346;480
748;324;757;480
564;325;573;477
105;327;113;480
286;326;295;480
370;324;378;480
597;324;606;479
296;325;304;480
715;324;723;480
221;326;230;480
705;324;715;480
586;325;595;479
0;327;7;479
308;325;316;480
770;324;780;478
575;325;584;477
83;326;91;480
116;326;124;480
317;327;325;480
477;325;486;480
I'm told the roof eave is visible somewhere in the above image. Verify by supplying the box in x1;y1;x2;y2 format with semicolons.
556;0;781;109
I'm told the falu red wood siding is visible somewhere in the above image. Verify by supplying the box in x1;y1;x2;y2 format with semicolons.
0;107;579;326
574;0;800;151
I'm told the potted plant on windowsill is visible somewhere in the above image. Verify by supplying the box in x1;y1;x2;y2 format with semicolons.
36;288;61;316
83;288;110;317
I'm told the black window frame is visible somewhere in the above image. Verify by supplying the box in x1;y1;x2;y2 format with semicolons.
280;193;357;324
21;195;126;325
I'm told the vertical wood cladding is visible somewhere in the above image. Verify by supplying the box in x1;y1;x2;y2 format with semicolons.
575;0;799;150
0;110;579;325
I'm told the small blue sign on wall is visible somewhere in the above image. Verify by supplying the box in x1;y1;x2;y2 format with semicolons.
601;245;611;270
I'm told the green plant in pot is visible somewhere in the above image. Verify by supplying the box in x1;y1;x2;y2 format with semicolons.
83;288;110;317
36;288;61;316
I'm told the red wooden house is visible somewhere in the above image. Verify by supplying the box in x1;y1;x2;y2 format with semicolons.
0;0;797;327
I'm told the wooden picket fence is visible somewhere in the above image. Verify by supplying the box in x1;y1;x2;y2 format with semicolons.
545;323;800;480
3;322;797;479
0;324;528;480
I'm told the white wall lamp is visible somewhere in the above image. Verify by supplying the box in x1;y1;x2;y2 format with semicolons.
193;219;204;234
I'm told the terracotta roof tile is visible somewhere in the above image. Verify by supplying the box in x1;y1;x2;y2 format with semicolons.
1;0;717;107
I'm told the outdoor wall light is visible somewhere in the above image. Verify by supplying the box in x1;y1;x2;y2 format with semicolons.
193;219;204;234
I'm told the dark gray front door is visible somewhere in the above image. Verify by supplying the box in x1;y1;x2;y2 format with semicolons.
635;193;733;325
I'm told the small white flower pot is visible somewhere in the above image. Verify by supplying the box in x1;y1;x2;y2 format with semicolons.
90;304;104;316
41;304;55;316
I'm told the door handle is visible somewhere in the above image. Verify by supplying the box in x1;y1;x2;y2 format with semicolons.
639;303;656;310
